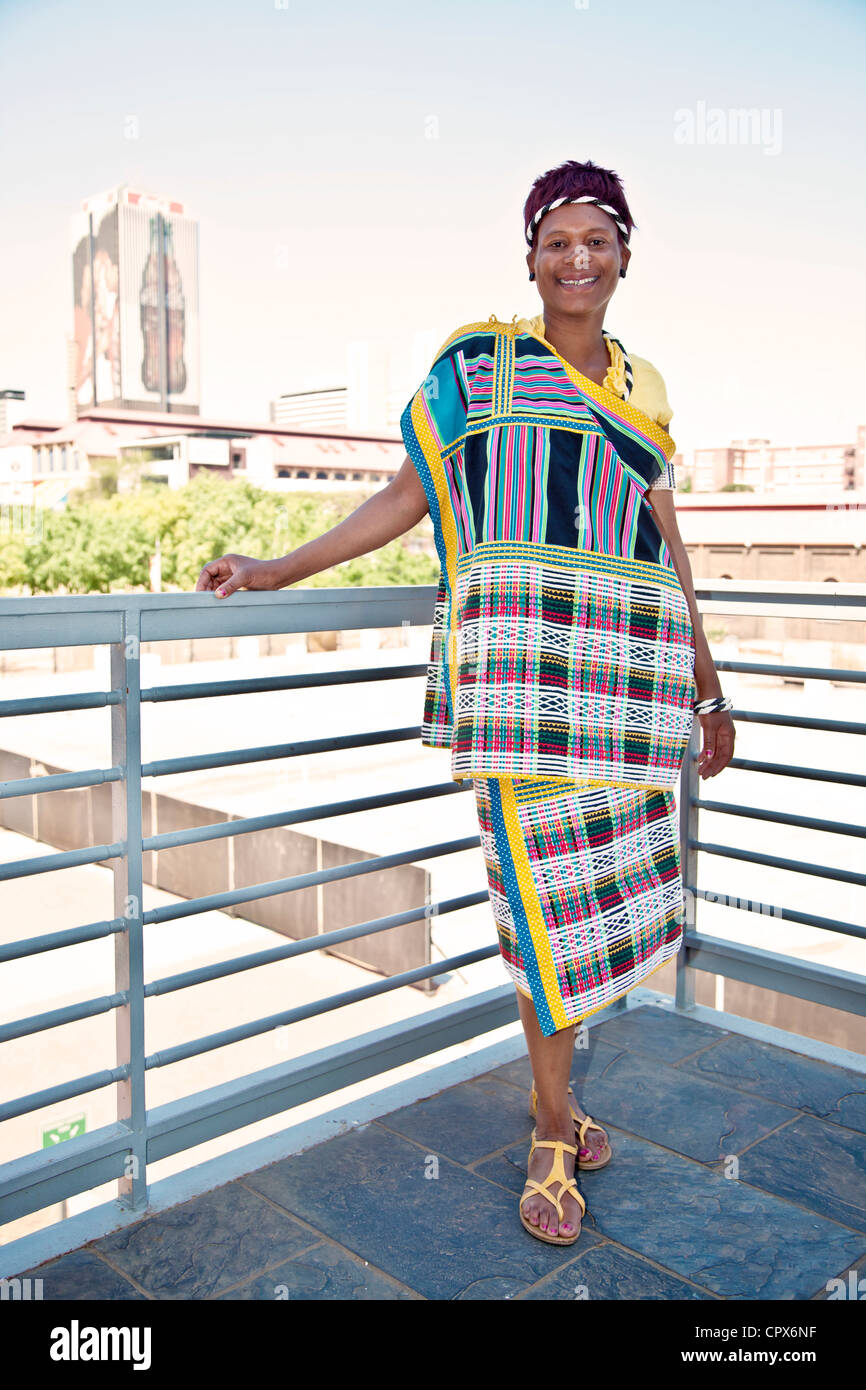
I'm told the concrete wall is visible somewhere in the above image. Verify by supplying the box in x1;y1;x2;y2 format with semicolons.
0;750;432;986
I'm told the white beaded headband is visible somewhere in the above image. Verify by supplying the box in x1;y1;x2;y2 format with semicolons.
525;195;630;247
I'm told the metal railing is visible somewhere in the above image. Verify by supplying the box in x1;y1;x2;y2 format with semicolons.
0;580;864;1251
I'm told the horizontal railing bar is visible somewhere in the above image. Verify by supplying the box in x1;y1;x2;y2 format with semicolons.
688;839;866;887
688;886;866;941
0;586;439;649
1;583;862;620
144;986;518;1168
141;726;421;778
0;841;123;882
0;991;129;1045
714;659;866;683
144;780;471;852
0;1122;134;1228
0;584;862;651
0;918;126;964
729;708;866;736
142;663;429;703
0;765;123;800
146;890;491;997
146;945;500;1070
697;590;866;609
143;834;481;925
680;931;866;1016
0;689;121;717
0;1063;130;1125
690;799;866;840
717;756;866;786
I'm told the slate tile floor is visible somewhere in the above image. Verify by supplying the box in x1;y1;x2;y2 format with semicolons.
12;1003;866;1300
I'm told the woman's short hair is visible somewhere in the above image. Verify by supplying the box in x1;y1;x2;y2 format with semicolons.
523;158;635;247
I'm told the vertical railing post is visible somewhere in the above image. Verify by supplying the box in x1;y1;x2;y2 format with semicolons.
675;720;701;1011
110;607;148;1211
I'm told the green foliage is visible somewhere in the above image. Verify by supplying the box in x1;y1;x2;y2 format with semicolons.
0;476;440;595
719;482;755;492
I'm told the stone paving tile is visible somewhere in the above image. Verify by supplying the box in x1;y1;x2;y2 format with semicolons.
91;1180;318;1300
564;1129;865;1299
676;1033;866;1134
728;1114;866;1233
571;1048;796;1162
9;1248;148;1300
217;1239;418;1300
453;1274;536;1299
590;1003;730;1062
812;1250;866;1301
376;1072;533;1164
242;1120;602;1300
521;1242;716;1301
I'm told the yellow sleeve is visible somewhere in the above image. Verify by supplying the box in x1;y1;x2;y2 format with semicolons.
628;355;673;428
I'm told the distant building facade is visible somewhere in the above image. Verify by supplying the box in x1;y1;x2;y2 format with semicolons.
675;427;864;493
0;404;405;509
673;492;865;583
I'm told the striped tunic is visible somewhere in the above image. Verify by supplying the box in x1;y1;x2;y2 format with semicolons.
401;316;697;791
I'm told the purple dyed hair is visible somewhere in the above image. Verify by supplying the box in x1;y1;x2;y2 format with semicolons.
523;159;636;247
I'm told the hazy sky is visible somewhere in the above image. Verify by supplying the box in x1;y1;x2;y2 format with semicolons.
1;0;864;454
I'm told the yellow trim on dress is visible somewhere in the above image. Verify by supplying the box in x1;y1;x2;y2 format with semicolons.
409;388;462;728
498;778;569;1032
510;314;677;460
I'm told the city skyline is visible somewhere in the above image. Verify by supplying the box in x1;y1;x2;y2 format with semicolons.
0;0;864;456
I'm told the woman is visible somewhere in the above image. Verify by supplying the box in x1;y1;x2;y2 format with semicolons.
196;158;735;1249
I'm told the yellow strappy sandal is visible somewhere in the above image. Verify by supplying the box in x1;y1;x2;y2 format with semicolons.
519;1129;586;1246
529;1084;612;1170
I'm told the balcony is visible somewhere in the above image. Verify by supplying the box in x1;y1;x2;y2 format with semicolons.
0;580;864;1301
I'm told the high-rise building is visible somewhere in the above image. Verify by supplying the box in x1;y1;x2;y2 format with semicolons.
70;184;200;416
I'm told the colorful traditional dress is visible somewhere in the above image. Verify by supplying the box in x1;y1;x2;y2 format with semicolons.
400;315;696;1036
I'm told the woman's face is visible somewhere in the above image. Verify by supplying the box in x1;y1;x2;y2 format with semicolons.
526;202;630;317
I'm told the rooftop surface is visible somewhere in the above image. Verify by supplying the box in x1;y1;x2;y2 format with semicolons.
9;1001;866;1301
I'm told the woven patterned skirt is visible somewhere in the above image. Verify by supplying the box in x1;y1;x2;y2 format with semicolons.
473;775;685;1037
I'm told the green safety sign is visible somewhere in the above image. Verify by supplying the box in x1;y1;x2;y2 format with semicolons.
42;1114;86;1148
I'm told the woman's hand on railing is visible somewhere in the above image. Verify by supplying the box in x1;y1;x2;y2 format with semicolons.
696;710;735;779
195;554;282;598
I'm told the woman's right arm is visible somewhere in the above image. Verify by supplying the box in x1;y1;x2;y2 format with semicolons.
195;453;430;597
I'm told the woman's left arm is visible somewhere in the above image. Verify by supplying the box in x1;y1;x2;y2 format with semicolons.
646;488;736;779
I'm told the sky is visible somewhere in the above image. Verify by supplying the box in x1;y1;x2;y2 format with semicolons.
1;0;864;454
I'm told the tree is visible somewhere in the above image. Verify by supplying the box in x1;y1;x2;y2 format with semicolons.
0;476;440;595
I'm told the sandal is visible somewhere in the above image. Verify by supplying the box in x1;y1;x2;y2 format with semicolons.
518;1129;586;1246
529;1084;612;1170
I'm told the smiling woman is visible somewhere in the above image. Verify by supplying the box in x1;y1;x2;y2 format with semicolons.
195;155;735;1251
398;156;736;1247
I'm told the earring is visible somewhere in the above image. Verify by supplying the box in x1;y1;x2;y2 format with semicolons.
619;269;626;278
529;271;535;281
